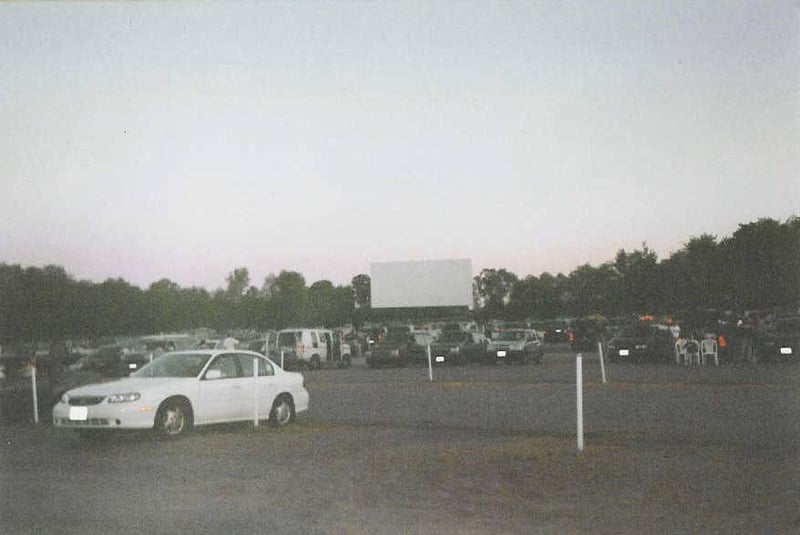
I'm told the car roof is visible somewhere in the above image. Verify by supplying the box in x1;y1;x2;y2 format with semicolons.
167;349;266;357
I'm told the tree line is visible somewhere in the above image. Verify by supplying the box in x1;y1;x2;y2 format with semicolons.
0;217;797;344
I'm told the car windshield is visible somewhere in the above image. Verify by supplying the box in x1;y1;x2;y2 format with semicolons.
278;332;299;347
132;352;211;378
496;331;526;341
776;318;800;333
618;323;652;337
383;333;408;344
440;331;467;343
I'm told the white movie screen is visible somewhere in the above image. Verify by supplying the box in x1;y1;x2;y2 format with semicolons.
370;259;473;309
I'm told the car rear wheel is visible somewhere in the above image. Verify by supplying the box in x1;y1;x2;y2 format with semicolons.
269;395;295;427
154;398;192;438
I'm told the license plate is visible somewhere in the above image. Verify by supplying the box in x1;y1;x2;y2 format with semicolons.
780;347;792;355
619;349;630;356
435;356;445;363
69;406;88;421
497;350;507;357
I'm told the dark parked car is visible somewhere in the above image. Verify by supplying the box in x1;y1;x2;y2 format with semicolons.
69;345;130;379
569;317;607;352
607;322;675;362
759;317;800;362
366;332;425;368
0;351;95;422
429;331;487;366
542;323;570;344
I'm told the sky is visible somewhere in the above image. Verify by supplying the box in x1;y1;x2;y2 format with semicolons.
1;1;798;291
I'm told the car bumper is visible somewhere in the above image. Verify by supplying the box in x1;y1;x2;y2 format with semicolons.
486;349;525;362
293;389;310;414
52;401;156;430
761;343;797;359
365;354;407;367
608;347;652;360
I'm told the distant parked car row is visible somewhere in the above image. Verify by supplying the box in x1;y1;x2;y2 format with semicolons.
365;328;544;367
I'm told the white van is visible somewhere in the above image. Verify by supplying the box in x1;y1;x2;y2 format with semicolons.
276;328;351;370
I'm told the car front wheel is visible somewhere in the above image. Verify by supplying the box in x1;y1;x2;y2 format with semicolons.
154;398;192;438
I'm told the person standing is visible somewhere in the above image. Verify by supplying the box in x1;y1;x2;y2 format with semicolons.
222;333;238;350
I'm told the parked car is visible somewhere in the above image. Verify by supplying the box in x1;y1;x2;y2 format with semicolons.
276;328;351;370
69;345;131;379
759;316;800;362
484;329;544;365
429;331;487;365
607;322;675;362
0;351;96;422
53;349;309;437
365;332;426;368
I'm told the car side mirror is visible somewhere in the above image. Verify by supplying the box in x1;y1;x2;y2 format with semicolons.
205;369;223;380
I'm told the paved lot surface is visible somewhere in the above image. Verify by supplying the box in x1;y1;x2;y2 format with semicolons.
2;346;799;534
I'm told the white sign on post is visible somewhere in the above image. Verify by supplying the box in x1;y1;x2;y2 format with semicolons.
427;344;433;382
31;362;39;424
252;357;259;427
576;354;584;452
598;341;607;384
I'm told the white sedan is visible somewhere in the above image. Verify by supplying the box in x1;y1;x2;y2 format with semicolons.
52;350;309;438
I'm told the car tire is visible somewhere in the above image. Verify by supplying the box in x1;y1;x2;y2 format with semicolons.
269;395;295;427
154;398;192;439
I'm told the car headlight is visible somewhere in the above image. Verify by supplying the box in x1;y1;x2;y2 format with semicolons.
107;392;141;403
450;347;460;353
391;349;400;357
635;344;648;350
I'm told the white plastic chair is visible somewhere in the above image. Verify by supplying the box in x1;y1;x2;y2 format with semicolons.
700;338;719;366
684;339;701;367
674;339;687;365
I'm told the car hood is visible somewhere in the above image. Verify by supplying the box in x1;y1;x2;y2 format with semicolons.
372;342;406;350
489;341;525;350
609;335;650;346
65;377;194;396
431;342;465;350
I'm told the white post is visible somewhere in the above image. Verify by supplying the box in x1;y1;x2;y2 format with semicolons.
427;344;433;382
576;354;584;452
598;341;607;384
252;357;259;427
31;361;39;424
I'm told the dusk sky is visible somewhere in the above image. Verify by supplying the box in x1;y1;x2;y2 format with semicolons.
2;2;798;291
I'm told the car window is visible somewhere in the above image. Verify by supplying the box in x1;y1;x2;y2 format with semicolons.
234;354;274;377
259;358;274;376
278;332;298;347
206;354;238;379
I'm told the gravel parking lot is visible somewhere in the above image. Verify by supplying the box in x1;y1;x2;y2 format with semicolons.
2;346;798;534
